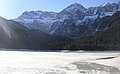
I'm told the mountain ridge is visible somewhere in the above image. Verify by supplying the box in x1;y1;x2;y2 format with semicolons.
0;2;120;50
14;2;120;37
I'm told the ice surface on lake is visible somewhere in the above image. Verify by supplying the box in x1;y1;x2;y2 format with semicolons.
0;51;119;74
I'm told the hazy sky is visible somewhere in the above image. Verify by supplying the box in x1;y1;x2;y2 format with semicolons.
0;0;119;19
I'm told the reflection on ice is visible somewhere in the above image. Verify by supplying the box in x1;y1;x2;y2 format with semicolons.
0;62;119;74
71;62;120;74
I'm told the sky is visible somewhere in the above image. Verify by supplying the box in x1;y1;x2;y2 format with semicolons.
0;0;119;19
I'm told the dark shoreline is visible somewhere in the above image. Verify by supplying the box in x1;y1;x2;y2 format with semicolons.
0;48;120;53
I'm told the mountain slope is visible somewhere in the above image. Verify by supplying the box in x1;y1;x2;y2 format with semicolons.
0;16;67;50
63;11;120;50
93;11;120;50
0;17;29;49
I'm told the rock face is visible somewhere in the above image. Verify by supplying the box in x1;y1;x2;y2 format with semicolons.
50;2;120;38
57;3;86;20
14;2;120;38
14;11;57;33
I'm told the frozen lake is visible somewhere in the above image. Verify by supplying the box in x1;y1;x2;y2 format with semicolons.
0;51;120;74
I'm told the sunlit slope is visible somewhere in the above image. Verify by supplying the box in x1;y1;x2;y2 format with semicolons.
0;16;28;49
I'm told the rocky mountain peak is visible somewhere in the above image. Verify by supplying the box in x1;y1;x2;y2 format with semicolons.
60;3;86;13
57;3;86;20
68;2;85;9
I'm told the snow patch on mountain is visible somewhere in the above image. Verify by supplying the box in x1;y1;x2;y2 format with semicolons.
14;2;120;36
14;11;58;32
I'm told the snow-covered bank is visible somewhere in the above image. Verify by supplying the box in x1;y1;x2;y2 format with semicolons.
0;51;119;74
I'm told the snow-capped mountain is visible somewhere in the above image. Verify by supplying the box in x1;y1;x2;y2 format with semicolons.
57;3;86;20
49;2;120;37
14;2;120;37
14;11;57;32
